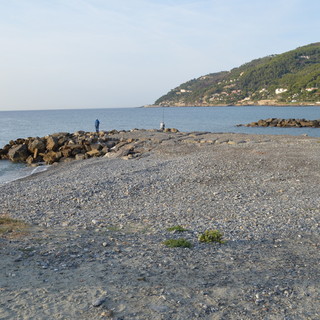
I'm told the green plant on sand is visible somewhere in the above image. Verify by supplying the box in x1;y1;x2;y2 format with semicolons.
198;229;225;243
163;238;193;248
167;225;188;232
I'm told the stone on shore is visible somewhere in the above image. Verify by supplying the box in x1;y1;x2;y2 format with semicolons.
7;144;29;162
28;138;46;154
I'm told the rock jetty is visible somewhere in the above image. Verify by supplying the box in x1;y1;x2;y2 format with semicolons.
239;118;320;128
0;128;179;165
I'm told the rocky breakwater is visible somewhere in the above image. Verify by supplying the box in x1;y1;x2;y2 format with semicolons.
240;118;320;128
0;129;179;165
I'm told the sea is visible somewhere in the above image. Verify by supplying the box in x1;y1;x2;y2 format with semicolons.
1;105;320;185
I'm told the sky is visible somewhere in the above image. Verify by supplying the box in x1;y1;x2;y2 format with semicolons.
0;0;319;111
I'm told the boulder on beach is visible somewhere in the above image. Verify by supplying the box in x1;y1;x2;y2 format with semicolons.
28;138;46;153
8;144;29;162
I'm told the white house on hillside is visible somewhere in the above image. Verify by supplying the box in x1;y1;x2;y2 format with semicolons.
275;88;288;94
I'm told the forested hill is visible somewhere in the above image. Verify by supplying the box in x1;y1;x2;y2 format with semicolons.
154;43;320;107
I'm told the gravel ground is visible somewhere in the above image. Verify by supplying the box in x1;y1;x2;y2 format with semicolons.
0;131;319;319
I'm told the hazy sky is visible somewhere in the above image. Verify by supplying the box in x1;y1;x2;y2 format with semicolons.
0;0;319;110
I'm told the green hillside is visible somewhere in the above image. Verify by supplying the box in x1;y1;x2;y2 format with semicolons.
154;43;320;106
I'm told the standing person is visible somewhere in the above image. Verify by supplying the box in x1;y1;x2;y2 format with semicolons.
95;119;100;133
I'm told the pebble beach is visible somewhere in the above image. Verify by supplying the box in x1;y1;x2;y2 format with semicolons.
0;130;319;319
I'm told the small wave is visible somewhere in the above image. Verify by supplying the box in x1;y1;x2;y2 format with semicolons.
0;161;50;185
30;165;50;175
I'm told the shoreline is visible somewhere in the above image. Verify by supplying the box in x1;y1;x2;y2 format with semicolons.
0;161;49;186
0;128;312;185
1;131;319;319
2;127;320;168
144;103;320;108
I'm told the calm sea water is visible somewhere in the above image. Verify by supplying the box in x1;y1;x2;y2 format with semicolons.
1;106;320;184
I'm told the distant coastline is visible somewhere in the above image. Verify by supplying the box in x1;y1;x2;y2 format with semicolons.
143;102;320;108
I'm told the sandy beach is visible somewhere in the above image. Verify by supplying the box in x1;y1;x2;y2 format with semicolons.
0;130;319;319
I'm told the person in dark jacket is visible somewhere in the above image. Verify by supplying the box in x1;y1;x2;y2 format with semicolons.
95;119;100;133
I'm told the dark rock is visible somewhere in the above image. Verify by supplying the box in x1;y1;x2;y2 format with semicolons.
26;155;43;165
105;140;117;149
8;144;30;162
0;147;8;158
61;148;72;158
46;136;59;151
74;130;85;136
28;138;46;153
164;128;179;133
26;155;34;165
58;136;70;146
101;146;109;154
15;138;27;144
89;144;103;151
60;144;85;157
42;151;62;164
257;119;268;126
87;137;98;144
1;144;12;153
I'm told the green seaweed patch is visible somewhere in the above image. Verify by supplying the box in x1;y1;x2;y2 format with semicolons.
167;225;188;232
198;230;225;244
105;225;122;232
163;238;193;248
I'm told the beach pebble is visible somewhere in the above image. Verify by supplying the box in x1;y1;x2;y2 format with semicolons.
101;310;113;317
92;295;107;307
